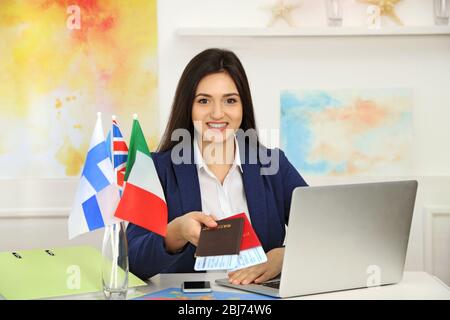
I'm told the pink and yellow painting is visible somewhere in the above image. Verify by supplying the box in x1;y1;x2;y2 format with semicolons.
0;0;158;178
281;89;413;176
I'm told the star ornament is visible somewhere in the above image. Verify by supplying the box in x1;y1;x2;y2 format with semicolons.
357;0;404;25
266;0;302;27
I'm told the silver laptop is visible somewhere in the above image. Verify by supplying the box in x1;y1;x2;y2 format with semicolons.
216;180;418;298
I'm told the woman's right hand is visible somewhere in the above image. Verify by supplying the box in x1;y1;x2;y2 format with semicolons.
164;211;217;253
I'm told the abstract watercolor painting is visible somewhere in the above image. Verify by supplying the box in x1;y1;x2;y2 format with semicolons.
281;89;413;176
0;0;158;178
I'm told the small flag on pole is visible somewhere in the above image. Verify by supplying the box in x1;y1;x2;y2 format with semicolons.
107;116;129;194
68;113;121;239
114;114;168;237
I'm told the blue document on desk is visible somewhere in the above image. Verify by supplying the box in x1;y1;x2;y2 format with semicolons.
133;287;276;300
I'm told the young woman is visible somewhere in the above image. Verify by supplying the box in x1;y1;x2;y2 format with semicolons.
127;48;308;285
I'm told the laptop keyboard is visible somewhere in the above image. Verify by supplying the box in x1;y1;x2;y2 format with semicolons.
261;280;280;289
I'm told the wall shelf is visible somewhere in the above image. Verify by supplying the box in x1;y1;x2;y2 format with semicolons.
177;26;450;37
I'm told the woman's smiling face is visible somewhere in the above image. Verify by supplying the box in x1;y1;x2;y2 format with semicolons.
192;72;243;144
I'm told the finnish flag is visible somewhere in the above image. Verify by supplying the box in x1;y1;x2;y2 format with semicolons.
68;113;121;239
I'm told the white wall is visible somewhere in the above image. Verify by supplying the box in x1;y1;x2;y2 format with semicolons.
1;0;449;284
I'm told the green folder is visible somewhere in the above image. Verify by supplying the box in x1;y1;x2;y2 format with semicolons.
0;245;146;300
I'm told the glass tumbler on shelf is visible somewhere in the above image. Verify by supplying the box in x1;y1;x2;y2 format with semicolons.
434;0;450;25
325;0;343;27
102;222;129;300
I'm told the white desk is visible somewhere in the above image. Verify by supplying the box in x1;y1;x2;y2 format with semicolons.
59;271;449;300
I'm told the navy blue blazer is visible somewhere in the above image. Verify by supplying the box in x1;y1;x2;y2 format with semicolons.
127;138;308;280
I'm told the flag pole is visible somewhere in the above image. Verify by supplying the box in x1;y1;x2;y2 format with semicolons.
97;112;115;288
111;114;119;288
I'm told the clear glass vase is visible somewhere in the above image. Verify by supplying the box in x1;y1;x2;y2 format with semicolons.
101;222;129;300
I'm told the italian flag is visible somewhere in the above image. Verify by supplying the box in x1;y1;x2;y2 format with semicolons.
114;118;168;237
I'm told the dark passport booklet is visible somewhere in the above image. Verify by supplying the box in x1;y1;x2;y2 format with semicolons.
195;217;244;257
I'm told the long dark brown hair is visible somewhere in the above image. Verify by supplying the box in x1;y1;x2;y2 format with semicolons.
158;48;258;152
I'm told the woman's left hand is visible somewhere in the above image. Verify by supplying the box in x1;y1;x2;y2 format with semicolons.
227;247;285;285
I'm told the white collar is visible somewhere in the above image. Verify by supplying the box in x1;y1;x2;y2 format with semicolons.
193;132;243;174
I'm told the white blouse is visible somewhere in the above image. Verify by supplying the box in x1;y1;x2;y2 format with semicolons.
193;134;251;223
